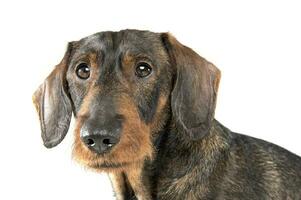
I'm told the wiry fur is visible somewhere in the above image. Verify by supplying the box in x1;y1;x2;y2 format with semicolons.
33;30;301;200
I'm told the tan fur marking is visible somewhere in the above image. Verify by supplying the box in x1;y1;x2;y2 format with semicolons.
125;163;152;200
109;173;126;200
122;52;134;67
110;95;153;162
150;95;168;133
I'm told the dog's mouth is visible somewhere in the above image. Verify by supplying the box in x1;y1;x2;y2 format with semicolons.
72;144;138;171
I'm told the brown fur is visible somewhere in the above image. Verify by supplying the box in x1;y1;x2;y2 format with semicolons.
109;173;128;200
125;163;152;200
73;94;153;172
149;95;169;134
34;30;301;200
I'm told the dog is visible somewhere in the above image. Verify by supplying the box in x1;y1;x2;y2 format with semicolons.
33;29;301;199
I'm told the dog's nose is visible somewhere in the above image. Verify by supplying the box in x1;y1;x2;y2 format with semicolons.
79;104;124;154
81;133;120;154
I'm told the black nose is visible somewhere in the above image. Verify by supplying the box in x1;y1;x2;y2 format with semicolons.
81;134;120;154
79;100;124;154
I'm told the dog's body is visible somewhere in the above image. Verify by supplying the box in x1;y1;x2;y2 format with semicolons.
151;120;301;199
33;30;301;200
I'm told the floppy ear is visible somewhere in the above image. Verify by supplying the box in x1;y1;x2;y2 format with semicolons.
32;43;73;148
161;33;221;140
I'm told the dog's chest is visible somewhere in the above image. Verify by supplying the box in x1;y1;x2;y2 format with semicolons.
153;173;215;200
150;151;214;199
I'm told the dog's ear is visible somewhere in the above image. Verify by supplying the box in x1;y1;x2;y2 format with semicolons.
32;43;74;148
161;33;221;140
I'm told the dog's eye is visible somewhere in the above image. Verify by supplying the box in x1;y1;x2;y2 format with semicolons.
76;63;90;79
135;63;152;78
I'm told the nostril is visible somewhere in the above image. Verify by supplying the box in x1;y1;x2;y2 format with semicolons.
86;138;95;146
102;138;110;145
102;138;113;147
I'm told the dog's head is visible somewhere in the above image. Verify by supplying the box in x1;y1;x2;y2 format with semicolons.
33;30;220;171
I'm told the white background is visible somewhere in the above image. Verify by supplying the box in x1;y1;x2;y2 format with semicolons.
0;0;300;199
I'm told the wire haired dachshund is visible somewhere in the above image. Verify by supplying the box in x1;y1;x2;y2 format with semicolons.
33;29;301;200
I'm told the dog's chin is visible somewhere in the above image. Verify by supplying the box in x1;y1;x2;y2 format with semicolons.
88;161;130;170
79;159;143;173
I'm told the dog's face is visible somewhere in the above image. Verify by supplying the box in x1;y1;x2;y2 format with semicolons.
70;31;172;169
33;30;221;171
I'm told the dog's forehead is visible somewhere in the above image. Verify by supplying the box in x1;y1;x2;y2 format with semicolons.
75;30;162;54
